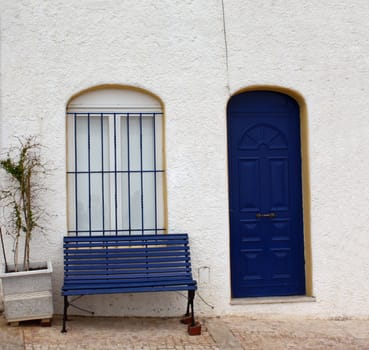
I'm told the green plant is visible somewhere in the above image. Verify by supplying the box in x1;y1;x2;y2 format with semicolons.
0;136;46;272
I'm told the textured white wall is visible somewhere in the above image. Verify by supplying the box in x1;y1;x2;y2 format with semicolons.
223;0;369;318
1;0;369;318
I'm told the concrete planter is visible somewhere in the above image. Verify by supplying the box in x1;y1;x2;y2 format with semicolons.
0;261;53;323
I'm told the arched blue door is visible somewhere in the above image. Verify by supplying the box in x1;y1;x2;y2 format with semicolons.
228;91;306;298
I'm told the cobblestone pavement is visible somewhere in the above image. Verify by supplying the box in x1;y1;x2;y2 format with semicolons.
222;316;369;350
1;315;219;350
1;314;369;349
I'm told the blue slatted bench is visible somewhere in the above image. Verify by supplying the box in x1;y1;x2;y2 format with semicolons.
61;234;197;333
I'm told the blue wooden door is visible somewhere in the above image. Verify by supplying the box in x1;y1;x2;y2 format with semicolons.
228;91;305;298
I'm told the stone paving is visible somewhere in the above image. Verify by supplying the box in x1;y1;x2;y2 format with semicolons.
221;316;369;350
1;313;369;349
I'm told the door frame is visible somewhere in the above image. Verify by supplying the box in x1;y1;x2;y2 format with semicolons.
226;85;313;298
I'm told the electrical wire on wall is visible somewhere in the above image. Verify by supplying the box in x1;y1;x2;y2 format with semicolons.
176;291;215;310
221;0;231;95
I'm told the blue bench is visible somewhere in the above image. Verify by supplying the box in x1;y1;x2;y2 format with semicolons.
61;234;198;333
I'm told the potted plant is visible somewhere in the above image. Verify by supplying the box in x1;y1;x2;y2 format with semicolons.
0;136;53;325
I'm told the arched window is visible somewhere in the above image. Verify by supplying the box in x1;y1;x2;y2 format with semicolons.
66;87;165;236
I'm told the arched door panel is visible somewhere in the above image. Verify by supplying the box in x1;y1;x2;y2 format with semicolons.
228;91;305;297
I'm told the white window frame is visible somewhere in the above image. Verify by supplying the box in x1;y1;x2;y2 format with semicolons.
66;88;166;236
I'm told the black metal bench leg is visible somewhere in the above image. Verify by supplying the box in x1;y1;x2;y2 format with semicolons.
185;290;191;317
188;290;195;326
61;296;69;333
187;290;201;335
181;290;195;325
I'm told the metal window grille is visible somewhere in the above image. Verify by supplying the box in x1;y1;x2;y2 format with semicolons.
67;112;165;236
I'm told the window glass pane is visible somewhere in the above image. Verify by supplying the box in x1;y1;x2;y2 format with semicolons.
89;115;102;172
155;116;164;170
90;173;103;232
76;116;88;172
108;169;116;232
143;172;155;232
129;115;141;171
130;173;142;232
76;173;89;231
67;175;75;232
118;173;130;232
67;115;75;172
156;172;165;231
119;115;128;172
142;115;154;170
103;172;111;232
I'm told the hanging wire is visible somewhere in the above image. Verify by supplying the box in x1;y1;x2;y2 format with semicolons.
176;291;215;310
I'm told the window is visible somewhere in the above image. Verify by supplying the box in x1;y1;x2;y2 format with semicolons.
66;88;165;236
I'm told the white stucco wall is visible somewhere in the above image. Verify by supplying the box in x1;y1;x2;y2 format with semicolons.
1;0;369;318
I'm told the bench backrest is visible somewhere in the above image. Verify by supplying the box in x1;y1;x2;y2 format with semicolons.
63;234;196;292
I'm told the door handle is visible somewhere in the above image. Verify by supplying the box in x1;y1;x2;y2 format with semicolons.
256;212;276;218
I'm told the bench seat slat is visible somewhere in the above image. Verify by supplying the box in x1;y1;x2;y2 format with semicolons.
64;272;192;278
65;278;193;285
64;243;187;249
64;262;191;271
65;270;192;276
64;267;191;276
64;245;189;252
64;248;189;259
65;277;192;284
64;234;188;242
64;238;189;248
64;257;190;265
64;278;195;288
64;272;192;281
64;264;191;269
63;284;197;296
64;249;189;258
